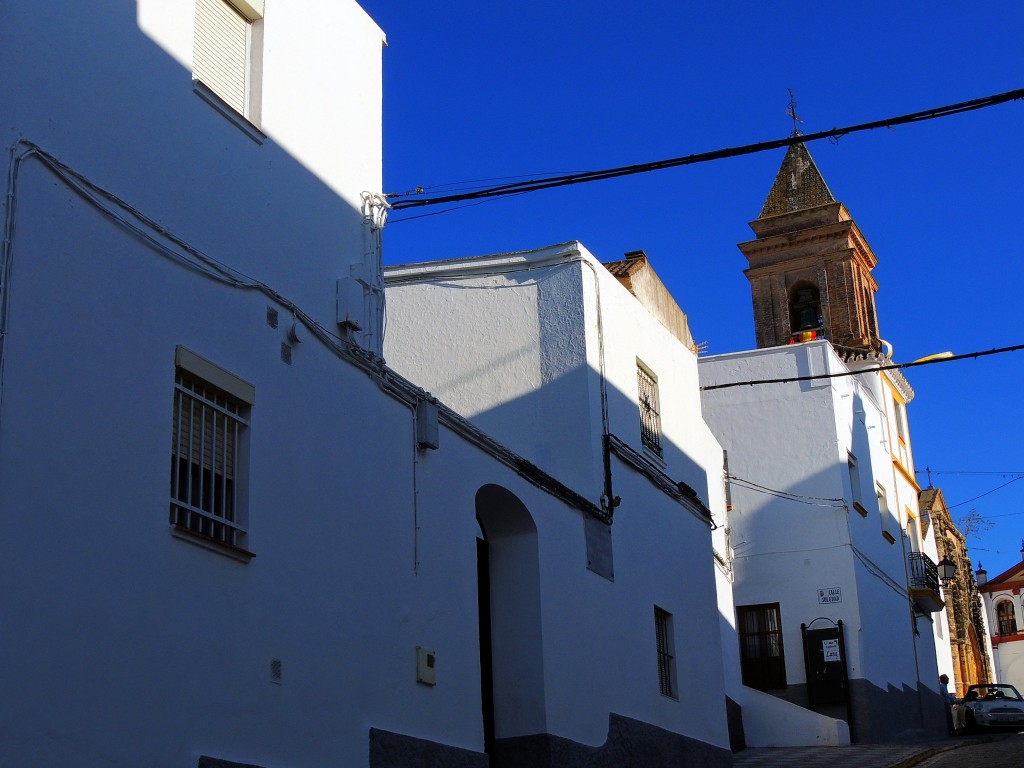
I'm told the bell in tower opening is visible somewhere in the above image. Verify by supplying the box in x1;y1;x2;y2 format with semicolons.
790;284;822;333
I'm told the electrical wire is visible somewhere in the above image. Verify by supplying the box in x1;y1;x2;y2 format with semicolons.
700;343;1024;391
946;476;1024;510
395;169;579;195
389;190;533;224
386;87;1024;211
728;474;846;506
0;142;616;526
918;470;1024;476
915;470;1024;512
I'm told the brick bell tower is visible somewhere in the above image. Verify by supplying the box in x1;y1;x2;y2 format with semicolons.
739;143;882;353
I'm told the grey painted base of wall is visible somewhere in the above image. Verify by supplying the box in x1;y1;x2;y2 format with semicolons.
198;758;267;768
726;696;747;753
778;679;948;743
847;679;947;743
370;728;488;768
371;713;732;768
494;713;731;768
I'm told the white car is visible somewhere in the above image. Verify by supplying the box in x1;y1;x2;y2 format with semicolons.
952;683;1024;733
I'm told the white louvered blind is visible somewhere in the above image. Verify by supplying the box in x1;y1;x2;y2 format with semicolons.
194;0;250;116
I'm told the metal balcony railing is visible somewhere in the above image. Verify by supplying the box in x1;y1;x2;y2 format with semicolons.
908;552;939;593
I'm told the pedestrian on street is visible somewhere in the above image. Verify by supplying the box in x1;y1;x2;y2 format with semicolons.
939;674;955;734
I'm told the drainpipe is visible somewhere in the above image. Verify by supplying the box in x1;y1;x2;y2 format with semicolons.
579;258;619;521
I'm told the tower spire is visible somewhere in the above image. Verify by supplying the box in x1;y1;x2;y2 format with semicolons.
739;135;882;353
758;143;835;219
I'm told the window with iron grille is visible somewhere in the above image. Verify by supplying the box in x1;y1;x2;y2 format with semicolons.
171;347;253;555
997;601;1018;636
654;606;677;698
737;603;787;691
637;362;662;456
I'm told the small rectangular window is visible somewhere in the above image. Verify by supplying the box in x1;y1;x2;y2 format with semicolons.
737;603;787;691
894;400;908;443
905;508;921;550
171;347;253;557
654;607;677;698
891;397;911;468
877;483;896;543
848;453;866;516
637;362;662;457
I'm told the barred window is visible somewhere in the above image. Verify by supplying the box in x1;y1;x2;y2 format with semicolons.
171;347;253;556
737;603;787;691
637;362;662;456
654;607;677;698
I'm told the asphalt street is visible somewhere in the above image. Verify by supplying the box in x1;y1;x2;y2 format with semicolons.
914;732;1024;768
733;732;1024;768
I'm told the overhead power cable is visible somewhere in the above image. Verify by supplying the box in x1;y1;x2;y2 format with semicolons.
727;474;846;505
946;476;1024;510
700;342;1024;391
920;470;1024;476
386;88;1024;211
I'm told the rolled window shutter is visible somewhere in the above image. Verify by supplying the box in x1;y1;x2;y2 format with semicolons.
173;377;238;480
194;0;249;115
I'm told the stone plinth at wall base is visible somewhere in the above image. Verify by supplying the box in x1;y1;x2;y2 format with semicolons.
494;713;731;768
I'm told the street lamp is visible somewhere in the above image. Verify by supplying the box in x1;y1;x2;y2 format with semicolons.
910;351;954;364
937;556;957;583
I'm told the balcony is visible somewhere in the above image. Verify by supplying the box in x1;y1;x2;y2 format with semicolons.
908;552;945;613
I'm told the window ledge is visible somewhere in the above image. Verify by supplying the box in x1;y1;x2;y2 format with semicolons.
192;80;266;144
642;444;666;468
172;525;255;563
852;502;869;517
882;531;896;544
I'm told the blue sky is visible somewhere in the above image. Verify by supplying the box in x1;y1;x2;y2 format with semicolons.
358;1;1024;577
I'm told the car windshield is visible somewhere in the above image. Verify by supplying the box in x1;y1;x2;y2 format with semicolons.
965;684;1023;701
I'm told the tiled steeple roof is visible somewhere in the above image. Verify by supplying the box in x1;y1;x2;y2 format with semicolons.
758;143;835;218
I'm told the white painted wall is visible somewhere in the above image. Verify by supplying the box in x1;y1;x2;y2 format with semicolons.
384;242;722;509
737;688;850;747
981;585;1024;690
1;6;736;765
3;0;385;353
699;342;943;717
0;165;501;766
384;242;731;750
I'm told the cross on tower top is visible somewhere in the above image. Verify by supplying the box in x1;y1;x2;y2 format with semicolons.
787;88;804;137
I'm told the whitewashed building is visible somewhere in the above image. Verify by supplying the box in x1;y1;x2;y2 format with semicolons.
698;145;950;742
0;3;735;767
384;243;734;758
977;548;1024;691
